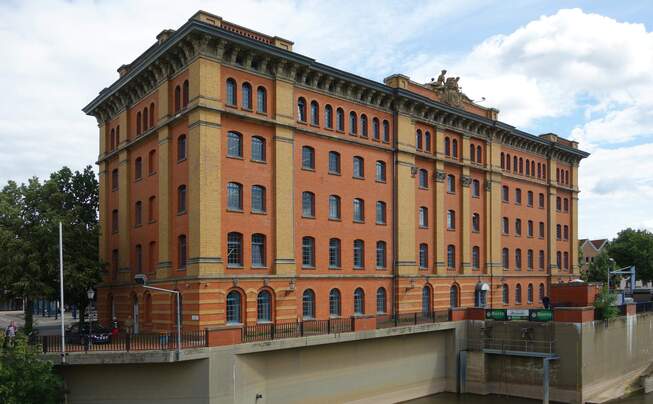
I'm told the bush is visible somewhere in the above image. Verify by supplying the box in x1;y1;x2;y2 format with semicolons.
594;285;619;320
0;333;64;404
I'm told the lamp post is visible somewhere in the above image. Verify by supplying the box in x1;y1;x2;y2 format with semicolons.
608;258;616;290
134;274;181;360
87;288;95;346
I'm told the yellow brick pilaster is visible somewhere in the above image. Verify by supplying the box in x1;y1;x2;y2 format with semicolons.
570;163;580;274
396;114;417;276
118;148;131;281
98;161;108;267
187;57;223;277
99;124;106;157
433;127;446;272
461;166;471;273
486;139;502;276
273;78;296;274
156;126;171;279
547;159;558;273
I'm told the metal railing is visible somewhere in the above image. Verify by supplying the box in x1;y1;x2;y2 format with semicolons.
31;330;207;354
376;310;450;329
242;318;354;342
467;338;555;354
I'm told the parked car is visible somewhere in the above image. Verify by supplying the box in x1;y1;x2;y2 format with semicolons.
66;322;112;345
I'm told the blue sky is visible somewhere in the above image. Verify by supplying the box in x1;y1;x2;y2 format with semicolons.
1;0;652;240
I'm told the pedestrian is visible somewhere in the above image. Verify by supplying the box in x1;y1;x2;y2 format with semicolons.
5;321;17;348
111;317;119;337
125;315;134;335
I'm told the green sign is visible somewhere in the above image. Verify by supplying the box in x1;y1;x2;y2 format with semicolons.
528;309;553;322
486;309;507;320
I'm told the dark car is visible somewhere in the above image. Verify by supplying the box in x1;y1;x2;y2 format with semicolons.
66;322;112;345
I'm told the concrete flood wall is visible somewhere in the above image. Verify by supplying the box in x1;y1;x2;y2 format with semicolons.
58;322;465;404
464;313;653;403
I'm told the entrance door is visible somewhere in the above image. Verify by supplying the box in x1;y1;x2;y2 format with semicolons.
132;296;140;335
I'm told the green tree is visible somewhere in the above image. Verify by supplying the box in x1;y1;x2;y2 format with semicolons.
583;249;613;283
0;166;102;332
608;228;653;283
0;334;64;403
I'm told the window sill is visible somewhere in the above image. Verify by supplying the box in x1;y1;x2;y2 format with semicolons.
134;224;143;228
226;155;244;160
149;171;157;177
225;103;238;109
375;179;386;184
296;120;308;125
310;123;320;128
256;111;268;117
352;176;364;180
420;186;430;191
336;130;345;134
227;265;244;269
353;220;365;224
251;266;268;269
135;177;143;183
301;167;315;172
250;210;267;215
241;107;253;112
447;228;456;232
328;266;341;270
419;225;428;229
176;210;187;216
328;217;341;222
302;266;316;270
148;220;157;224
376;267;387;271
353;267;365;270
377;222;387;226
250;159;267;164
302;215;316;220
328;171;341;176
226;208;244;213
177;157;187;164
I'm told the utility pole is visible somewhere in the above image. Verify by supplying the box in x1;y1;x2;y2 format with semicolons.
59;222;66;363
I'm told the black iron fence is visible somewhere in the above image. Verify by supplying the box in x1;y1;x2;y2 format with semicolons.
31;330;207;354
242;318;354;342
376;310;450;329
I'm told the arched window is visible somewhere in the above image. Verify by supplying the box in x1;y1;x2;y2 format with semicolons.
502;284;509;305
450;285;459;308
422;286;432;314
182;80;189;108
177;135;187;161
135;244;143;274
227;232;243;267
447;174;455;193
353;156;364;178
178;235;187;268
148;149;156;174
226;78;237;106
527;284;534;303
329;289;341;317
174;85;181;112
349;111;357;134
257;290;272;322
251;234;266;267
354;288;365;315
376;161;386;182
513;156;518;172
515;248;522;269
515;218;522;236
143;107;149;131
416;129;423;149
353;198;364;222
135;201;143;226
469;144;475;162
539;250;545;270
329;195;341;219
447;210;456;230
136;111;142;134
472;180;480;197
382;120;390;142
444;137;451;156
251;185;266;213
297;97;307;121
227;182;242;210
227;131;242;157
226;290;242;324
472;213;480;232
519;157;524;174
302;191;315;217
376;288;387;314
472;246;480;269
376;241;387;269
417;169;427;188
502;248;509;269
376;201;387;224
419;243;428;269
302;146;315;169
336;108;345;131
302;236;315;267
360;114;368;137
526;159;530;176
241;83;252;109
527;249;534;270
515;284;522;304
327;152;340;175
325;105;333;129
372;118;380;140
425;131;431;152
110;128;116;150
476;145;482;163
419;207;428;228
251;136;266;162
310;100;319;125
501;152;505;169
452;139;458;157
302;289;315;319
135;157;143;180
150;102;155;127
531;161;535;176
329;238;341;268
447;245;456;268
177;185;186;213
506;154;511;170
353;239;365;268
539;283;545;301
256;86;267;113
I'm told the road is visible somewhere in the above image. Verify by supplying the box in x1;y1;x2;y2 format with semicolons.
0;310;77;336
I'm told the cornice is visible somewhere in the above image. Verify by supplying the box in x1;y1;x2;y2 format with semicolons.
83;16;589;163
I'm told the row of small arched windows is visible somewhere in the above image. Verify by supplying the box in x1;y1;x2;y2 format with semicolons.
135;102;156;136
417;244;481;270
500;152;547;180
173;80;189;113
300;237;388;269
556;168;570;185
502;248;546;270
421;284;461;312
226;78;267;113
501;283;545;305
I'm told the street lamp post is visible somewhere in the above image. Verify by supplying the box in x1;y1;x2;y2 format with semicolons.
134;274;181;360
87;288;95;348
608;258;616;290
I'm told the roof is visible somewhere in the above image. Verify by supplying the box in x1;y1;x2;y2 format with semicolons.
579;239;608;251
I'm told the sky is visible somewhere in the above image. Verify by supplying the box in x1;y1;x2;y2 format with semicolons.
1;0;652;240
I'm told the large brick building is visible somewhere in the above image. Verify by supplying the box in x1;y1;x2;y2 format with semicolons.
83;11;588;333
